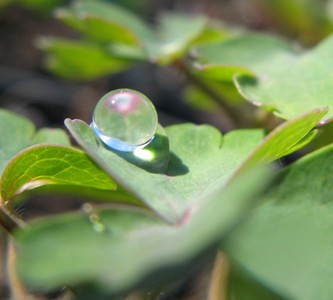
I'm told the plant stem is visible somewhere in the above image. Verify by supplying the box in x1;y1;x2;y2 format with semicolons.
207;251;230;300
0;193;26;232
0;202;25;233
175;60;240;128
8;238;49;300
7;238;32;300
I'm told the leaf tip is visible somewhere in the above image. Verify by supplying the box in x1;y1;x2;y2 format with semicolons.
64;118;84;127
316;106;331;125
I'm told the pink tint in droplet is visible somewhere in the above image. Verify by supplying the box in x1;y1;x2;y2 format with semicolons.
105;91;140;116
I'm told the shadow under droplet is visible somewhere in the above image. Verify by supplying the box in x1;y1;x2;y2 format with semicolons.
113;133;169;174
166;152;189;176
113;133;188;176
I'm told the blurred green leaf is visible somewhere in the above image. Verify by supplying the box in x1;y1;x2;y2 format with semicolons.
38;38;132;80
183;85;219;111
225;143;333;299
255;0;333;44
184;79;246;112
14;166;271;296
0;110;69;176
0;145;116;202
193;33;297;82
144;13;207;63
33;128;70;145
0;110;35;176
235;33;333;122
190;20;231;46
18;0;68;14
56;0;154;46
106;43;146;61
56;0;207;64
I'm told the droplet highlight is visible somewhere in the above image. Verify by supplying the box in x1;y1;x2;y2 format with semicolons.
92;89;158;152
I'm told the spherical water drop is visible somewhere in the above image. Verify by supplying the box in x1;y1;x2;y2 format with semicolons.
92;89;158;152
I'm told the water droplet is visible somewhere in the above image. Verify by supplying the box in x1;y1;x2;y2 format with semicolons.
89;214;105;233
82;203;106;233
92;89;158;152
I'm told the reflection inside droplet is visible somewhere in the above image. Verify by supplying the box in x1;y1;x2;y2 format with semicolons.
92;89;158;152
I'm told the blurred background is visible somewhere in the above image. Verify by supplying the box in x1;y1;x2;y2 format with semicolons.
1;0;333;132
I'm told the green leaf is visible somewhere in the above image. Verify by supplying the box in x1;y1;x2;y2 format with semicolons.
255;0;333;44
308;121;333;150
33;128;70;145
0;109;70;176
38;38;131;80
56;0;154;46
0;110;35;175
225;144;333;299
183;85;219;111
106;43;146;61
14;167;272;295
66;119;265;223
193;33;297;82
236;107;327;173
228;265;285;300
235;33;333;122
144;13;207;63
65;108;324;224
190;21;230;46
19;0;68;14
56;0;206;63
0;145;116;202
184;80;247;112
